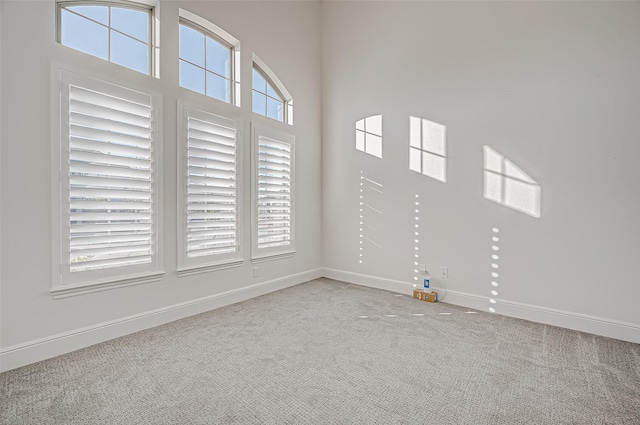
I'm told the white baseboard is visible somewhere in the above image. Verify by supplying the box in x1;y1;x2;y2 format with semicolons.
0;268;323;372
322;268;640;344
323;268;414;295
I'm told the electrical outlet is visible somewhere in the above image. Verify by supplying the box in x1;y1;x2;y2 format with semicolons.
418;264;427;274
253;266;260;278
440;267;448;278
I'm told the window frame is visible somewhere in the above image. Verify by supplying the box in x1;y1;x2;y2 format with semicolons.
252;55;293;125
177;100;244;276
178;9;241;107
250;123;296;262
51;67;164;298
56;0;158;77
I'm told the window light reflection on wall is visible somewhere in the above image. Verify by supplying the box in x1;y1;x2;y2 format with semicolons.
483;146;541;218
488;227;500;313
358;171;383;264
409;117;447;183
355;115;383;158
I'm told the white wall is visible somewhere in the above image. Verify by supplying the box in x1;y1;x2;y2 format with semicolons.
0;0;322;357
0;0;3;355
321;1;640;337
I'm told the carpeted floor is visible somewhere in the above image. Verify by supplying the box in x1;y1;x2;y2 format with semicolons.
1;278;639;424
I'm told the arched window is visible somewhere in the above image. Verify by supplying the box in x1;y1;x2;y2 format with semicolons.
178;9;241;106
252;55;293;125
57;1;155;75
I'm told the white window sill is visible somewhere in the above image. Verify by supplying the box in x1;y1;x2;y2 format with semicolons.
51;271;165;299
177;259;244;277
251;251;295;264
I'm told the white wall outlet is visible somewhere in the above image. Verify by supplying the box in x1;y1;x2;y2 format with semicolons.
440;267;448;278
253;266;260;278
418;264;427;274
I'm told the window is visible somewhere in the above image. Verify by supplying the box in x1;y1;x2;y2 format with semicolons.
251;125;295;260
355;115;382;158
252;68;283;122
252;55;293;125
57;1;154;75
177;104;242;275
409;116;447;182
52;70;163;295
178;9;240;105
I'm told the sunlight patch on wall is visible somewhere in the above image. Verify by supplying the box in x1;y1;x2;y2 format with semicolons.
356;115;383;159
483;146;541;218
413;194;420;282
409;117;446;183
488;227;500;314
358;171;384;264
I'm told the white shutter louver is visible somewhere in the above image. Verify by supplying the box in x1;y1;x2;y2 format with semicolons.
185;109;238;259
68;83;155;272
257;134;292;250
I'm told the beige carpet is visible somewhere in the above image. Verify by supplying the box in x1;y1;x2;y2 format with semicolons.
1;278;639;424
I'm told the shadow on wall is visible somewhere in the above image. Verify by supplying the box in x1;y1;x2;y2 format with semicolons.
409;116;447;183
358;171;384;264
483;146;541;218
356;115;383;159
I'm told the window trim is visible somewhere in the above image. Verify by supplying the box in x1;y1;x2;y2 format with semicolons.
51;66;164;297
178;8;241;107
56;0;159;77
252;54;293;125
176;100;244;277
250;123;296;262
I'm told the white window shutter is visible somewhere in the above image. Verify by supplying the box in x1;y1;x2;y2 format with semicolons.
55;70;162;292
252;125;295;259
68;84;155;272
185;108;239;260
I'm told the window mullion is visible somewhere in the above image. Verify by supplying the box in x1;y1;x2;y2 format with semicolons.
107;6;111;63
64;8;109;29
203;35;208;94
230;48;235;105
111;27;148;45
148;9;153;76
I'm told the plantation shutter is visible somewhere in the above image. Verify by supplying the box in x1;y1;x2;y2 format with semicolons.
185;109;238;258
257;134;292;250
67;82;155;272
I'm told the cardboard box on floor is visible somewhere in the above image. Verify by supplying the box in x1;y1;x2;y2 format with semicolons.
413;289;438;303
